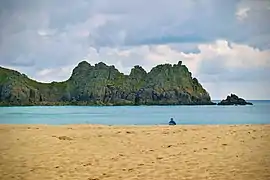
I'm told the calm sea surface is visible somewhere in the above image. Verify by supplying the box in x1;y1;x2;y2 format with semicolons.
0;101;269;125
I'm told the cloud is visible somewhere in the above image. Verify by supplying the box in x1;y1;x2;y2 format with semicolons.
202;81;270;100
35;65;75;82
2;38;270;99
236;7;250;21
0;0;270;99
234;0;270;48
32;39;269;82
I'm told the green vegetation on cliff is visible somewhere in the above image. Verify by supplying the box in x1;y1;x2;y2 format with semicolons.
0;61;215;106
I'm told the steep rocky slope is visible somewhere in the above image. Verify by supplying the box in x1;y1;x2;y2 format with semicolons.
0;61;215;106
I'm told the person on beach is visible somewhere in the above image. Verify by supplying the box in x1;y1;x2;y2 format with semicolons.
169;118;176;125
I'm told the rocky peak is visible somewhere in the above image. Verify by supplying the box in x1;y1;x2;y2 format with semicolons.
78;61;91;67
130;65;147;78
70;61;92;80
73;61;92;71
95;62;108;69
192;78;199;85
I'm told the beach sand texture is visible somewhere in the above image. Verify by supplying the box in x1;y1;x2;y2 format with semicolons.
0;125;269;180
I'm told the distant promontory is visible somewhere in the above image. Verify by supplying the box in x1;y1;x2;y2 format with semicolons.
0;61;217;106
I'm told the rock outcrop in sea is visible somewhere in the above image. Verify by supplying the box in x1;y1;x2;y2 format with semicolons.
218;94;253;106
0;61;216;106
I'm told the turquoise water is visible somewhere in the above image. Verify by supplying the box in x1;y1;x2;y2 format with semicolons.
0;101;269;125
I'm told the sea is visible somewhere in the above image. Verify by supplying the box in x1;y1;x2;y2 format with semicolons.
0;100;269;125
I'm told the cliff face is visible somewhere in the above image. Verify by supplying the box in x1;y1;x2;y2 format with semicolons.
0;61;215;106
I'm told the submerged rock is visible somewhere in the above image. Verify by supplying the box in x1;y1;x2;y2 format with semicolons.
218;94;253;106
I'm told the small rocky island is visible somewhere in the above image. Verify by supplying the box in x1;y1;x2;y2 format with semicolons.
218;94;253;106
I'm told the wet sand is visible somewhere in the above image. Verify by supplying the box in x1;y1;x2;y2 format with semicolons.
0;124;269;180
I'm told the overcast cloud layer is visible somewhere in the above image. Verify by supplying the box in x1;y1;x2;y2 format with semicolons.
0;0;270;99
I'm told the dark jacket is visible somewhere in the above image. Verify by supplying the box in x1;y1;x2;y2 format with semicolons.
169;120;176;125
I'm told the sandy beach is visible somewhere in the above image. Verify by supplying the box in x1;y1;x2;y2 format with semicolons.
0;124;269;180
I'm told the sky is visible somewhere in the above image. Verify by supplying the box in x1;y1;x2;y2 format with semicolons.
0;0;270;100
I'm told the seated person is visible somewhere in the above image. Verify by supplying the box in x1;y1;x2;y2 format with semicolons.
169;118;176;125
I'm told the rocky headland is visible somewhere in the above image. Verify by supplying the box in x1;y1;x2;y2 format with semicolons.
0;61;216;106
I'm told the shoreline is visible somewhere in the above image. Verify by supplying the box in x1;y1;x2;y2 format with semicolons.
0;123;269;126
0;102;218;107
1;124;270;128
